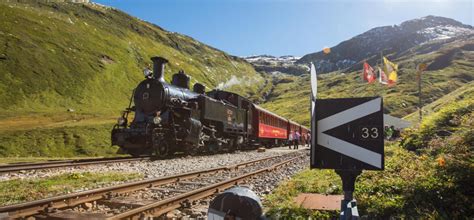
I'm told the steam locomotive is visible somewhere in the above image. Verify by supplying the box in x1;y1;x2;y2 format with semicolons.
111;56;309;156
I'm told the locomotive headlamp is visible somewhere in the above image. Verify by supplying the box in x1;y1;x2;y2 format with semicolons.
117;117;126;126
153;116;161;125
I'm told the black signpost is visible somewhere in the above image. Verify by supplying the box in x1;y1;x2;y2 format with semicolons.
310;64;384;219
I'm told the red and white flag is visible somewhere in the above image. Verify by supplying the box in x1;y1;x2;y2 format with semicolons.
363;62;376;83
378;67;388;85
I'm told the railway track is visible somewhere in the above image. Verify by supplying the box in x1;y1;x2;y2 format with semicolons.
0;156;151;173
0;152;304;219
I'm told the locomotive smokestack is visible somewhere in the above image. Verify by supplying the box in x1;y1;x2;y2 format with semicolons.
151;56;168;82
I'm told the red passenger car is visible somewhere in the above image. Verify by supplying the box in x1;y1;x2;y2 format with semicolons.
252;105;288;146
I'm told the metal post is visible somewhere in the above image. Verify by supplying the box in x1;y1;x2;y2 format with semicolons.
418;70;422;122
336;170;361;220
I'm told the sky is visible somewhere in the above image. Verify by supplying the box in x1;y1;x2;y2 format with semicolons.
93;0;473;57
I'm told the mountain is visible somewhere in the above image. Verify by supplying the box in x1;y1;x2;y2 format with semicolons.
243;55;308;76
297;16;474;73
0;1;271;157
0;1;265;116
260;16;474;126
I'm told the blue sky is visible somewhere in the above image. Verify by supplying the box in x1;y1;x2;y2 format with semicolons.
94;0;473;57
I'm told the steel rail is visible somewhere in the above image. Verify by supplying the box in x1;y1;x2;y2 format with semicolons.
108;155;302;220
0;154;290;219
0;156;151;173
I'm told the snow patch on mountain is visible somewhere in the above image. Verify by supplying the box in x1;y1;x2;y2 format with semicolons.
243;55;308;76
244;55;301;64
418;25;474;41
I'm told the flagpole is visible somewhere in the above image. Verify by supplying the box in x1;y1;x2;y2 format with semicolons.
380;50;384;97
418;70;422;122
417;63;427;123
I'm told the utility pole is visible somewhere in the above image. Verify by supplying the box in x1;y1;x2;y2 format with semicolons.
417;63;427;122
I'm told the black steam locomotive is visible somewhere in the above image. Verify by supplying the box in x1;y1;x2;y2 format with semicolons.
112;56;309;156
112;56;252;156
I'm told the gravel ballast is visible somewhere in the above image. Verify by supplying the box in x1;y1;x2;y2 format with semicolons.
0;147;307;182
173;150;310;219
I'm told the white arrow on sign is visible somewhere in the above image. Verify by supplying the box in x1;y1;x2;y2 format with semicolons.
310;63;317;163
310;62;317;117
317;97;382;168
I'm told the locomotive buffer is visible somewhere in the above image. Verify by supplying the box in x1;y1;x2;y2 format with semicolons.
309;63;384;219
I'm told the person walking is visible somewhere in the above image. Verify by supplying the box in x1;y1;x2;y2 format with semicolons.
294;131;301;150
288;131;294;149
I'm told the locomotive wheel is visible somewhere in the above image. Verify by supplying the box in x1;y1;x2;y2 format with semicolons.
153;138;169;157
157;142;169;157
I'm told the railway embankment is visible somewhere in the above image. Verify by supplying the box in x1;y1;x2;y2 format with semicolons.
0;147;306;207
0;149;308;219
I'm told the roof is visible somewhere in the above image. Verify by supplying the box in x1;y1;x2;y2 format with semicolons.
253;104;288;122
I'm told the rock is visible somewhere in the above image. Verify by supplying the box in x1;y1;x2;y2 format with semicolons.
190;212;201;218
84;202;93;209
257;147;266;152
166;212;176;219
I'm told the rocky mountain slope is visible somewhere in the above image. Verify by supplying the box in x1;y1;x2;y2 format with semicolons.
243;55;308;75
259;16;474;125
297;16;474;74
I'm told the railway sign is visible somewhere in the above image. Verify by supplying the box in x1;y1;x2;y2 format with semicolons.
311;97;384;170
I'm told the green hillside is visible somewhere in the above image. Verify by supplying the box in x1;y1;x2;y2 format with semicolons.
0;1;472;157
404;81;474;122
0;1;263;116
261;37;474;127
0;1;268;157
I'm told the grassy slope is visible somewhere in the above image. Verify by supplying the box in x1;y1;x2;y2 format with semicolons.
261;38;474;127
0;171;142;206
404;81;474;122
265;96;473;218
0;2;267;157
262;38;473;218
0;2;262;114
